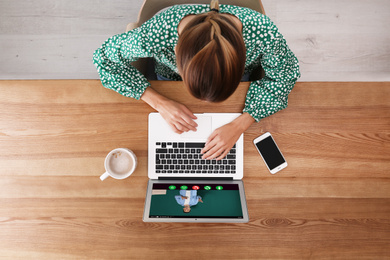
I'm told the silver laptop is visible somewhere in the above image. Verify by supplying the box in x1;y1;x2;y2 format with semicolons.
143;112;249;223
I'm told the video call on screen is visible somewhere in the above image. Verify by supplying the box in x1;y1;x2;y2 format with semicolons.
149;183;243;218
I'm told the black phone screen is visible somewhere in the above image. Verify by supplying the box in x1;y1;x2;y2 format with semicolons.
256;136;286;170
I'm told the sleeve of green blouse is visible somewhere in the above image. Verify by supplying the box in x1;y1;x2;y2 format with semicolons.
243;17;301;122
93;27;152;100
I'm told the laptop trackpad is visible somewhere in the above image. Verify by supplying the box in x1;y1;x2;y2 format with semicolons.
180;115;212;139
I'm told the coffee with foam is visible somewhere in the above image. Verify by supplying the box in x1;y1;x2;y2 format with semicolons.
101;148;137;181
107;151;133;176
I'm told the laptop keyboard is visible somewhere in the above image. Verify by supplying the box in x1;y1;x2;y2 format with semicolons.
155;142;236;174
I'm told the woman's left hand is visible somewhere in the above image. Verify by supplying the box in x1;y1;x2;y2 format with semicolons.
201;113;255;160
201;122;243;160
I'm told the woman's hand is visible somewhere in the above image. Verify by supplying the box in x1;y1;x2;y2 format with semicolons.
201;113;255;160
157;99;198;134
201;122;242;160
141;87;197;134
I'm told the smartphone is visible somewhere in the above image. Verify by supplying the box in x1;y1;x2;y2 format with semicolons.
253;132;287;174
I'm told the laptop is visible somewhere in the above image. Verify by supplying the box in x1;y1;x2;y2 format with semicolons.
143;112;249;223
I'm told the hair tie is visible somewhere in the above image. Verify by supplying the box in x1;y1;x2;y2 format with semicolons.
210;8;219;13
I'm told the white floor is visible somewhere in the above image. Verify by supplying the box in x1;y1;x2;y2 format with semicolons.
1;0;389;81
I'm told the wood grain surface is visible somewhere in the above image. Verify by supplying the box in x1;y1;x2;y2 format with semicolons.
0;80;389;259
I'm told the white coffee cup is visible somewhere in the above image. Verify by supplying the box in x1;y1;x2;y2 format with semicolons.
100;148;137;181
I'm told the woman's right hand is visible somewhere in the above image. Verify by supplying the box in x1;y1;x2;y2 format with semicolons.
156;98;198;134
141;87;198;134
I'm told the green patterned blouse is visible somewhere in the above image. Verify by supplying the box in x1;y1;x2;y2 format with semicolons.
93;4;300;122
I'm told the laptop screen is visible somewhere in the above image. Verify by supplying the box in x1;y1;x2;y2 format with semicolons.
143;180;249;223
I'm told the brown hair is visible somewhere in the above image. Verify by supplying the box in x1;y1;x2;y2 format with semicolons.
176;0;246;102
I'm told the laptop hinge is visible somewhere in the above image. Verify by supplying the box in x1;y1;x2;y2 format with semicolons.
158;177;234;181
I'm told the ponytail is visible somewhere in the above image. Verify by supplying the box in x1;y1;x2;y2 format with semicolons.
210;0;220;12
176;2;246;102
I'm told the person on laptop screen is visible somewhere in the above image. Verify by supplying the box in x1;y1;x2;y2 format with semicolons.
93;0;300;161
175;190;204;213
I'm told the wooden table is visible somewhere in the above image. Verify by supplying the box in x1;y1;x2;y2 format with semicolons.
0;80;389;259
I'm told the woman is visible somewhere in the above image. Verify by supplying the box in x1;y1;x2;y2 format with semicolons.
93;0;300;160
